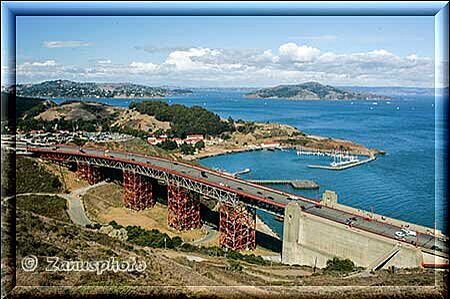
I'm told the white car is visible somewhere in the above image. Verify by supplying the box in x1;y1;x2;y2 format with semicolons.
401;228;417;237
395;231;406;239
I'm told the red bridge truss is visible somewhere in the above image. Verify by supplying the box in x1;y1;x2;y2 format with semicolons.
123;170;154;210
219;203;256;251
168;184;201;231
76;162;102;185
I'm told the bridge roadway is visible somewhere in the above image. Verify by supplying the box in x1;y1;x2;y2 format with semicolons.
29;145;447;254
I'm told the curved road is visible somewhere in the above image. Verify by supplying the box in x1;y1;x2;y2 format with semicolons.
15;181;106;227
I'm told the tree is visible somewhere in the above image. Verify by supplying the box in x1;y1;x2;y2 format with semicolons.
180;142;195;155
194;140;205;150
157;139;178;150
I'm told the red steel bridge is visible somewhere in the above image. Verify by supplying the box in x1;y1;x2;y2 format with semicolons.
27;145;447;253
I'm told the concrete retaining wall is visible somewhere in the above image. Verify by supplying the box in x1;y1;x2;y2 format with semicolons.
282;203;424;269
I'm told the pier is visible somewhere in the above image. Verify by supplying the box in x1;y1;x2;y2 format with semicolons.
308;155;377;170
247;179;319;189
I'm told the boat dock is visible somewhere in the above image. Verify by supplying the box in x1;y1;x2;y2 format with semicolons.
308;155;377;170
247;179;319;189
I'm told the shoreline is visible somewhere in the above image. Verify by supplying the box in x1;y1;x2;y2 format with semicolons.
185;136;380;162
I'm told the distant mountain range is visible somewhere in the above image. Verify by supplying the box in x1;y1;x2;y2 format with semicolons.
245;82;390;100
10;80;192;99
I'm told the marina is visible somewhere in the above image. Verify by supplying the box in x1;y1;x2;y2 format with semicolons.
308;155;377;170
296;148;375;171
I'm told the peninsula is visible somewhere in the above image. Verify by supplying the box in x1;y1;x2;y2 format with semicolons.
245;81;390;100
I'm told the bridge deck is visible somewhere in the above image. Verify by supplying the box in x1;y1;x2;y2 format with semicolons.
27;145;448;254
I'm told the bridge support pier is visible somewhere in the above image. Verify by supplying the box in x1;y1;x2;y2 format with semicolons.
77;162;101;185
167;184;200;231
219;203;256;251
123;170;154;210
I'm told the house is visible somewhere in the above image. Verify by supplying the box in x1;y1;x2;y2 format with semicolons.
147;136;167;145
185;134;204;145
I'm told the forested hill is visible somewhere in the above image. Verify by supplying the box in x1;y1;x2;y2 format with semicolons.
130;101;234;138
10;80;192;99
245;82;390;100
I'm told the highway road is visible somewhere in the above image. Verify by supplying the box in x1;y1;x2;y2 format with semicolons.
27;144;448;254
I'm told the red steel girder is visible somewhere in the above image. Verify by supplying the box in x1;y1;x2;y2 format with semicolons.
219;203;256;251
76;162;101;185
40;152;69;162
167;184;201;231
123;170;154;211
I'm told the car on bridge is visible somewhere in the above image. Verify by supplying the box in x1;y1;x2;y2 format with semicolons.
395;231;406;240
401;228;417;237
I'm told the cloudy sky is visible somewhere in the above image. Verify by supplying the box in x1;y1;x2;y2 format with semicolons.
9;16;436;87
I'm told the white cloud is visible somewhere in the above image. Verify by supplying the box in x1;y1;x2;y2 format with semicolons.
43;41;92;48
16;43;435;87
31;60;57;67
165;47;221;70
129;61;159;73
278;43;321;62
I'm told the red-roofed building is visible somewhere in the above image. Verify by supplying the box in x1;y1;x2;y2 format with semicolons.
185;134;204;145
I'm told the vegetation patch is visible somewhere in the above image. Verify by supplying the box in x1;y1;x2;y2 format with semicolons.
108;221;183;249
16;194;70;222
16;157;62;194
179;244;268;266
130;100;235;138
323;257;357;274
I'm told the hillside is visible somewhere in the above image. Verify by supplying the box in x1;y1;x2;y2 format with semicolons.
26;100;171;134
17;99;232;140
246;82;390;100
11;80;192;99
1;92;54;120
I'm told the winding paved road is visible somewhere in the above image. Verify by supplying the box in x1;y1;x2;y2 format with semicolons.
15;181;106;226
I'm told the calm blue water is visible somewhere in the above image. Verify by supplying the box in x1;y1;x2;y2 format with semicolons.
53;91;447;234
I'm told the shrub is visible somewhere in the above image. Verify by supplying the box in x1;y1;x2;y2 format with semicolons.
226;260;243;272
157;139;178;151
180;142;195;155
324;257;355;273
194;140;205;150
109;220;123;229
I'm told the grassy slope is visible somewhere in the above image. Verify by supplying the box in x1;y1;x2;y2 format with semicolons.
16;194;70;222
16;157;62;194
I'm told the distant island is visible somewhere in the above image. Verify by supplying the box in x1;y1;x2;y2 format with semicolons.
245;82;390;100
10;80;193;99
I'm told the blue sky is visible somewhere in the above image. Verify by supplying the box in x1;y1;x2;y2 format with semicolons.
10;16;436;87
